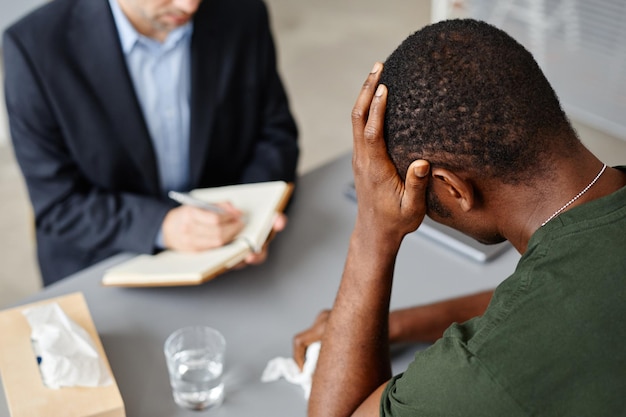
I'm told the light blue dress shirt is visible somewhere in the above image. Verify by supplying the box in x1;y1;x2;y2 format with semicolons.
109;0;193;248
108;0;193;195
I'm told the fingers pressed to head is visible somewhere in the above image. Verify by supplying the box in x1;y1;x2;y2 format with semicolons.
352;63;390;165
402;159;431;214
362;83;389;159
351;62;383;138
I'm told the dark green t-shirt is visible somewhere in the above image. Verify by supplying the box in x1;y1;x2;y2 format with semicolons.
382;177;626;416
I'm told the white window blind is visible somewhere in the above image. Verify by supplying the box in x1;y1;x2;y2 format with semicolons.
435;0;626;141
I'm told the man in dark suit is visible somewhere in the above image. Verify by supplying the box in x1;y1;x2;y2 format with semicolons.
3;0;299;286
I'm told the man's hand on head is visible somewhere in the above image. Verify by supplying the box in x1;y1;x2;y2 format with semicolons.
307;62;430;417
351;62;431;247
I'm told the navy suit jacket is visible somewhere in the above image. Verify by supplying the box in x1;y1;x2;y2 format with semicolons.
3;0;299;285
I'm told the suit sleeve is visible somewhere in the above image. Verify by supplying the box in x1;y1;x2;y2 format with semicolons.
3;30;172;258
238;2;299;184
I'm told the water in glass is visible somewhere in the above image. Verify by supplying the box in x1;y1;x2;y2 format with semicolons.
169;348;224;410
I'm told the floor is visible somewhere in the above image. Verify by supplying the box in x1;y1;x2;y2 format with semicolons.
1;0;626;308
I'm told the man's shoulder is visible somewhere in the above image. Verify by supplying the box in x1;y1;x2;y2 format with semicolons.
4;0;109;53
5;0;73;33
4;0;95;44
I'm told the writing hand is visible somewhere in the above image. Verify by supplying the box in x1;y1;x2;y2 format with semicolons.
161;202;244;251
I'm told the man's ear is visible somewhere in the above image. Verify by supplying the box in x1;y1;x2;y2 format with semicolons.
431;168;474;212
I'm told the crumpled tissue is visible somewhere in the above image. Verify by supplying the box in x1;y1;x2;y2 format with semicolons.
261;341;320;399
22;302;112;389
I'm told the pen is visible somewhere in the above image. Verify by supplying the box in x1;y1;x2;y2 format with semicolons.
168;190;226;214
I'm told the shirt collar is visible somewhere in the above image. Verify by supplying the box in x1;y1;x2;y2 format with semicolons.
108;0;193;55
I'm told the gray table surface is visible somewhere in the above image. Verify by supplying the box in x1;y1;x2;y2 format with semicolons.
0;153;521;416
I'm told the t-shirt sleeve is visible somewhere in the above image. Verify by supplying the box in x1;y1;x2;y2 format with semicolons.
380;336;527;417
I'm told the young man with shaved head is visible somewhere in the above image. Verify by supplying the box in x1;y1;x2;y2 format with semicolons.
297;19;626;416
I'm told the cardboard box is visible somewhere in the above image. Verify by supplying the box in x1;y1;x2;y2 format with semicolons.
0;292;125;417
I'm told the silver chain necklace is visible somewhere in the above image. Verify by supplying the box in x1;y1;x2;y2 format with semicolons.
541;163;607;227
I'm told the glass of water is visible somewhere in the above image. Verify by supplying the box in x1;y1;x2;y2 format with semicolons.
164;326;226;411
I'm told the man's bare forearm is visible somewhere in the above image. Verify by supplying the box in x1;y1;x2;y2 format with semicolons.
308;228;399;417
308;63;432;417
389;290;494;344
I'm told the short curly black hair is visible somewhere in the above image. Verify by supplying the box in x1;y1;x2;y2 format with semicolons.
381;19;579;184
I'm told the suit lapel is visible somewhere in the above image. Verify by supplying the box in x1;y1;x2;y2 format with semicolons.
188;1;222;188
66;0;161;194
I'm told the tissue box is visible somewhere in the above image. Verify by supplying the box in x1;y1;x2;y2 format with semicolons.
0;292;125;417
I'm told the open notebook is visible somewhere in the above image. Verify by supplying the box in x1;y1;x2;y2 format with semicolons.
102;181;293;287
